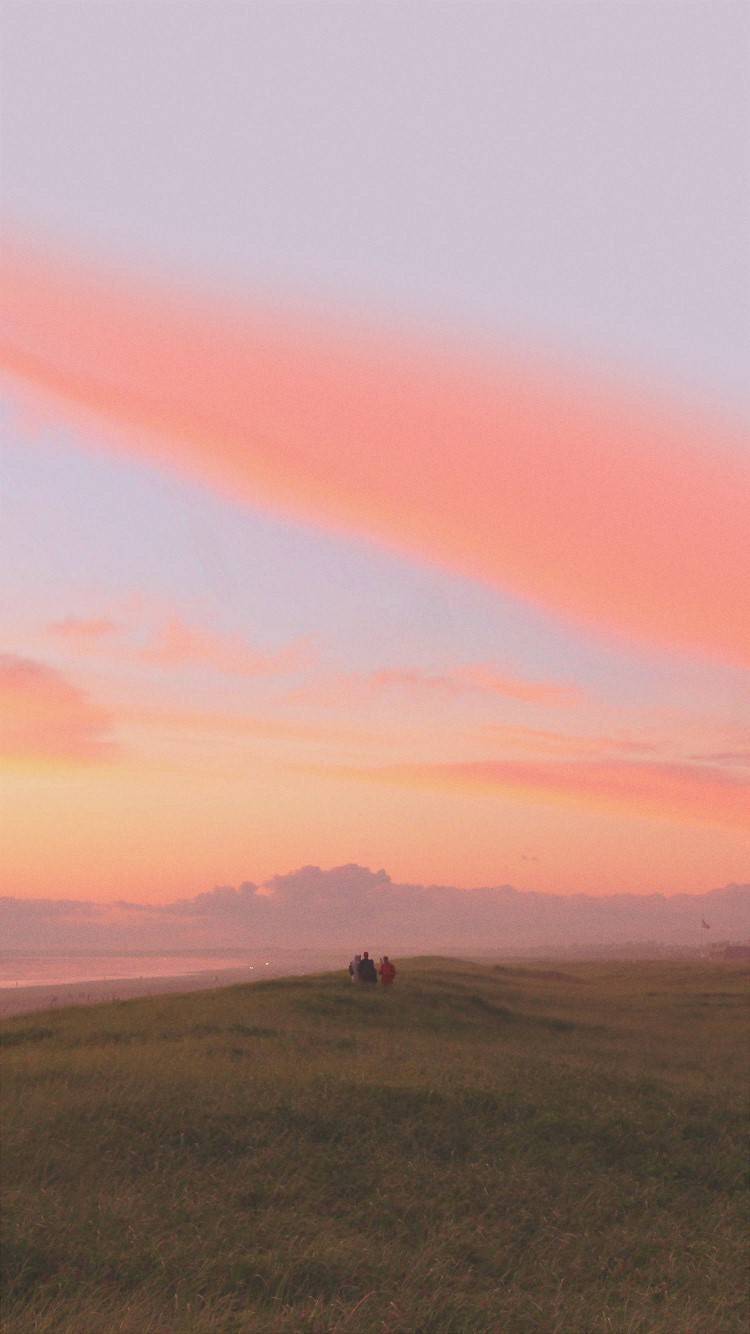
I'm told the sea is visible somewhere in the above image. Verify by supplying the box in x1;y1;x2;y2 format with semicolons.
0;947;346;995
0;950;261;989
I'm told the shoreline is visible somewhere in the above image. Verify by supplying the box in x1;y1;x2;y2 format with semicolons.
0;954;344;1020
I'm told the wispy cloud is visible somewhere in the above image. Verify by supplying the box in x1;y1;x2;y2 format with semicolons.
3;236;748;664
45;609;313;679
122;703;378;747
137;615;312;677
48;616;119;645
291;664;578;707
479;723;659;757
689;750;750;767
0;653;115;763
447;666;580;705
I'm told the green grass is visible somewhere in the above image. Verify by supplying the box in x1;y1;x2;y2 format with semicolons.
1;958;748;1332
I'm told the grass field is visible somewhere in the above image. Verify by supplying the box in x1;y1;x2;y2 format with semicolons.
1;958;748;1333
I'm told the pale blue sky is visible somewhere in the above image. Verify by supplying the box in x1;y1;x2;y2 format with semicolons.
3;1;748;403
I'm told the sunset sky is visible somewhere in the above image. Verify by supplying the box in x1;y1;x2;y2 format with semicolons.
2;1;748;905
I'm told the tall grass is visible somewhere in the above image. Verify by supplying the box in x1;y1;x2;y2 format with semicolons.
2;958;748;1332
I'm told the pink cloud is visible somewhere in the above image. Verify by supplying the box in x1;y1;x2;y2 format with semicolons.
0;653;115;762
2;236;749;665
328;758;750;830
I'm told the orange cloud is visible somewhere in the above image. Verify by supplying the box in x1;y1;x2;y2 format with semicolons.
0;653;115;763
328;758;750;830
2;236;749;665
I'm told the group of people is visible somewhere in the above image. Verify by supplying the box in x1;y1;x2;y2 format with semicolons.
348;951;396;987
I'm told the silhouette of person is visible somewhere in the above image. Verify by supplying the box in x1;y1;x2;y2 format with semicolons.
358;951;377;984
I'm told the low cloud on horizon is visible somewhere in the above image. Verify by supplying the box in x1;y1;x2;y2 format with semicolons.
2;865;748;954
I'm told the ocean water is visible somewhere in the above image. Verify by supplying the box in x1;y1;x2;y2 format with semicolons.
0;951;259;989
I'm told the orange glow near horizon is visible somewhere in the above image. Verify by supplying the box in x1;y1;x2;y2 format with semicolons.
2;752;748;903
2;649;748;902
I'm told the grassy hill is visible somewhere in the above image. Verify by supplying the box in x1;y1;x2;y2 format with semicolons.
1;958;748;1333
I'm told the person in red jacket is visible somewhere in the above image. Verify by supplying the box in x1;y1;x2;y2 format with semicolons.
379;956;396;987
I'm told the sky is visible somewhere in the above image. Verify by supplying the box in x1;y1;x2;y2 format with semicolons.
1;1;749;907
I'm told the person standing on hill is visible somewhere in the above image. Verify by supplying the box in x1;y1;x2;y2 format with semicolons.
358;951;377;984
348;954;361;983
379;956;396;987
